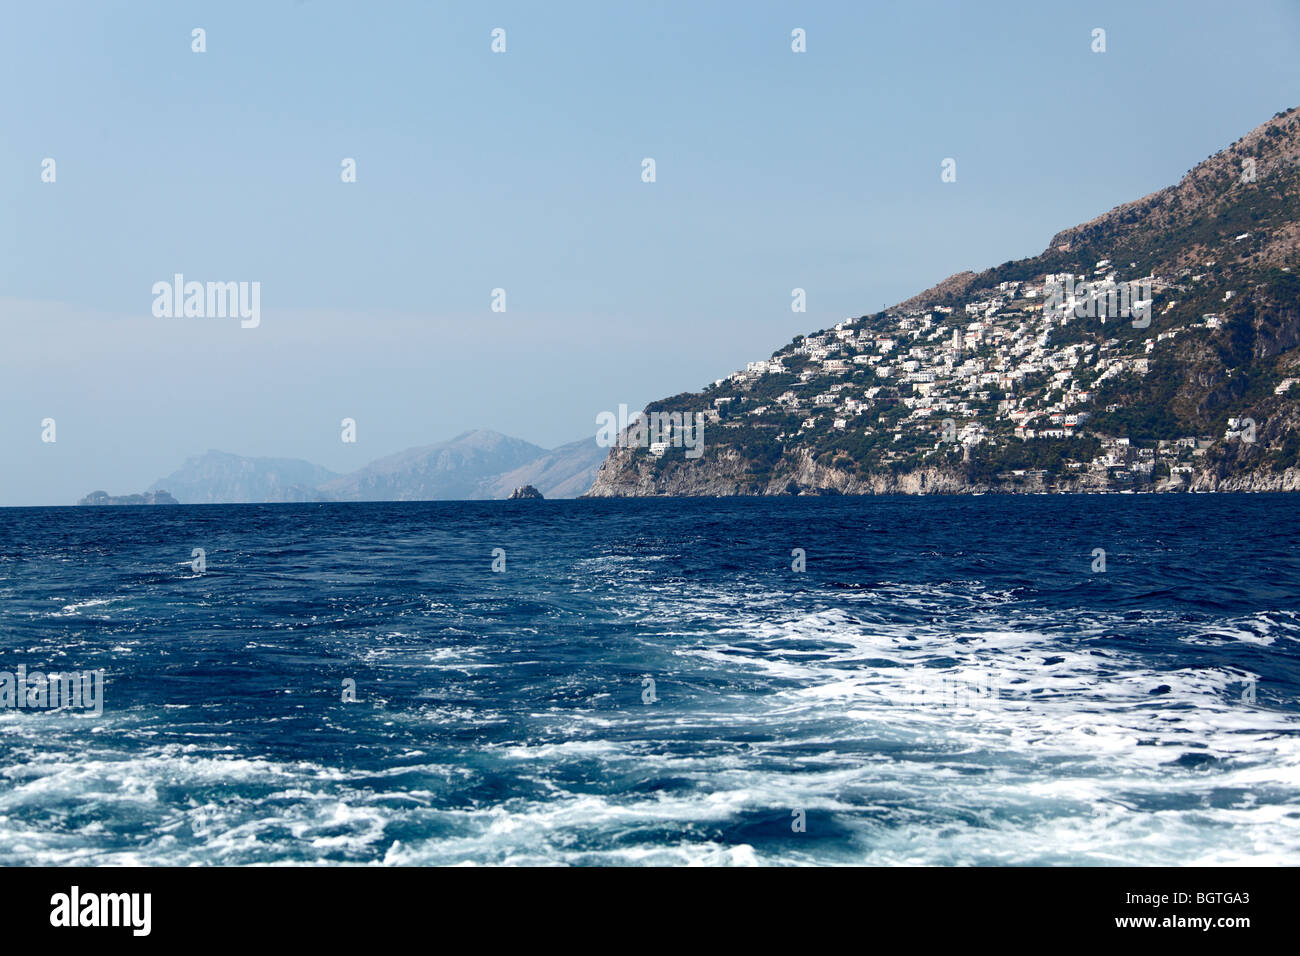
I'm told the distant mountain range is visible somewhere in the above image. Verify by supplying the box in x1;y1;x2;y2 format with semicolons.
77;430;605;505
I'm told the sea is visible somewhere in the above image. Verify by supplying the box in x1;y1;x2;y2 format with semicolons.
0;494;1297;866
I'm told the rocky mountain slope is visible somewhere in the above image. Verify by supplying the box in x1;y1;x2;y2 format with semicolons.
317;430;547;501
479;437;607;499
589;106;1300;497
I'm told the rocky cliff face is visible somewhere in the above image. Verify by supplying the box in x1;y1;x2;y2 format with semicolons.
588;441;1300;497
589;447;1122;497
1186;469;1300;492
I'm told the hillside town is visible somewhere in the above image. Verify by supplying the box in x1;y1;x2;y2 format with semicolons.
688;253;1284;489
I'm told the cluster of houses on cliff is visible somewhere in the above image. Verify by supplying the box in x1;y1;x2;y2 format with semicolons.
704;258;1249;483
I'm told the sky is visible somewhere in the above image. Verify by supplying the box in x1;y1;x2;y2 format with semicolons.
2;0;1298;505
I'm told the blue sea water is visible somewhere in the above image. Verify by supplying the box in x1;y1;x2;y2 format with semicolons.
0;495;1298;866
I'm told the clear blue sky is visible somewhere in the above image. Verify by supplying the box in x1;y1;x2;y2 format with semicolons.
2;0;1298;504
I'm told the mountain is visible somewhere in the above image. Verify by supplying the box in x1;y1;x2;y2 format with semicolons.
316;429;549;501
477;437;607;499
78;489;179;506
137;431;601;505
588;106;1300;496
148;451;338;504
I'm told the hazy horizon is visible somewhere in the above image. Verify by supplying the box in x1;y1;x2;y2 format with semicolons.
3;0;1299;504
